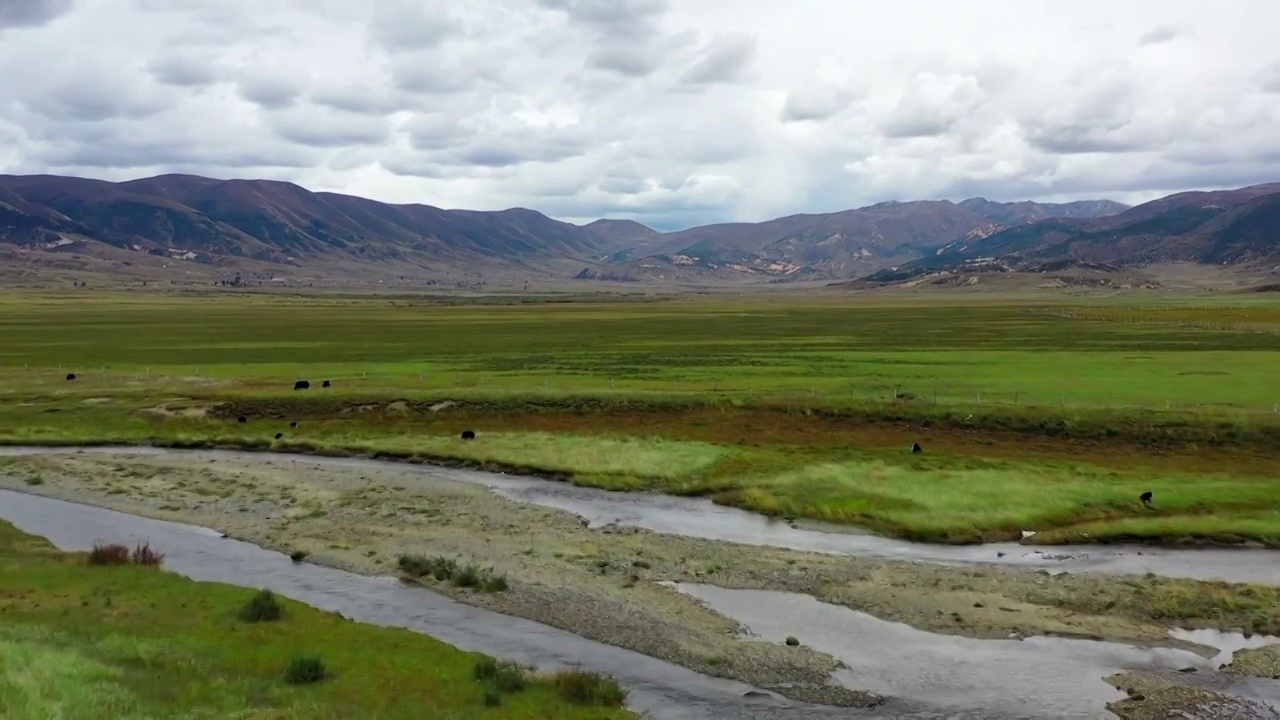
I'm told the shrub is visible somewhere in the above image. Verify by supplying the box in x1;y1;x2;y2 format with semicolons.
473;656;499;680
473;657;527;691
480;572;508;593
289;550;309;562
24;474;44;486
284;654;326;685
552;669;628;707
785;636;800;646
88;541;130;566
398;554;508;592
431;557;460;582
455;564;482;588
131;542;165;567
239;589;283;623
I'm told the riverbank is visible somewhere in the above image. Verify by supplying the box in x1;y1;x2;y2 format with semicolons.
0;516;635;720
3;449;1279;693
4;401;1280;548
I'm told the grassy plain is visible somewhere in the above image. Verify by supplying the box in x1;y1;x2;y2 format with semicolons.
0;289;1278;545
0;519;633;720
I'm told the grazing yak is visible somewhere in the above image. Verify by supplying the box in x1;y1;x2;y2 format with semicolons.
460;430;476;440
294;380;310;391
65;373;76;381
322;380;331;388
911;442;923;454
1139;491;1153;508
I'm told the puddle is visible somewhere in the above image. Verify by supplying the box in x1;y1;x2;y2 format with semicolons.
0;488;918;720
668;583;1280;719
4;446;1280;588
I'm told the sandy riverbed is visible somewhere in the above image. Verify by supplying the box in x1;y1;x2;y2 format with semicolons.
1;449;1277;710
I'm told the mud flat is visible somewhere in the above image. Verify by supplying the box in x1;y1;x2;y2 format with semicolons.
2;448;1280;715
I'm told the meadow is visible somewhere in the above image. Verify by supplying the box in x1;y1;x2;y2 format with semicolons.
0;289;1278;545
0;520;632;720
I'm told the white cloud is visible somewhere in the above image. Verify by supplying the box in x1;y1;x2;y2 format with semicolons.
0;0;1276;230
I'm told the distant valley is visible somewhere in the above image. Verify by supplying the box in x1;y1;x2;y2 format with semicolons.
2;172;1278;290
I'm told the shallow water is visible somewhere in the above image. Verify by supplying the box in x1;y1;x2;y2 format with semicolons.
0;488;921;720
5;445;1280;587
1169;628;1280;668
670;583;1280;719
4;475;1280;719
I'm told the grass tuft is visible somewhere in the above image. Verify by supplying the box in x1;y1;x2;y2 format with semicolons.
130;541;165;567
551;668;629;707
238;589;284;623
283;654;327;685
87;541;130;566
398;554;508;592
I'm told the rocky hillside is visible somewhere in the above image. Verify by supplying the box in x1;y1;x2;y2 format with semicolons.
599;197;1130;282
867;183;1280;284
7;171;1276;288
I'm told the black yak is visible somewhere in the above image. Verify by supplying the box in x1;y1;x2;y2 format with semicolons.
294;380;310;390
460;430;476;440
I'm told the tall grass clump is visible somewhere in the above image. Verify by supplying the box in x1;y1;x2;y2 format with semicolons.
551;668;628;707
238;589;283;623
398;554;508;592
131;541;165;567
87;541;130;566
284;654;327;685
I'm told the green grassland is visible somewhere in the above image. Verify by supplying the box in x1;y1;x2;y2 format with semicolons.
1;290;1278;545
0;520;633;720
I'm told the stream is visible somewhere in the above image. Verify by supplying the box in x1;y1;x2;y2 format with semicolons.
3;446;1280;718
4;445;1277;586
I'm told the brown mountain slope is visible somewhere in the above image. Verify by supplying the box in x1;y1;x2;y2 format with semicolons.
0;174;623;276
866;184;1280;284
610;197;1127;281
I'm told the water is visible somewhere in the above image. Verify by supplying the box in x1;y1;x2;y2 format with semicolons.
3;482;1279;719
0;487;926;720
4;446;1280;587
1169;628;1280;668
670;583;1280;719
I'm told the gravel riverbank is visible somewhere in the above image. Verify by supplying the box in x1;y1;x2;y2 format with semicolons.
2;449;1278;709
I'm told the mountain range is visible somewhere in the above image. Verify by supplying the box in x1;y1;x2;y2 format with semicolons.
1;172;1277;287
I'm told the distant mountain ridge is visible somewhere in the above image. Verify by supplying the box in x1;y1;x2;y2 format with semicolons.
1;172;1275;287
867;183;1280;285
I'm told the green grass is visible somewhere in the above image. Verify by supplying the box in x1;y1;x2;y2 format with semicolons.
0;290;1278;546
716;457;1280;544
0;520;635;720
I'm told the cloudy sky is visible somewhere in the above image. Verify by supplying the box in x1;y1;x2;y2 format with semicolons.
1;0;1278;230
